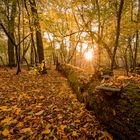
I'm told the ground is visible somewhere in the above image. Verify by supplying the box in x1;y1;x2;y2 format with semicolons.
0;68;112;140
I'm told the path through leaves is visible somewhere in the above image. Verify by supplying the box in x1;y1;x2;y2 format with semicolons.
0;68;112;140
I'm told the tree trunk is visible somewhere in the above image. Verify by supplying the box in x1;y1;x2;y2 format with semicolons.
8;0;17;68
95;0;101;70
24;0;37;65
17;0;21;64
133;31;139;72
29;0;44;63
133;0;140;72
111;0;124;73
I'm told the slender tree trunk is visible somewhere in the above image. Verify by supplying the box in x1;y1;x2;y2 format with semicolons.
133;0;140;72
22;0;25;62
17;0;21;64
24;0;37;65
133;31;139;72
29;0;44;63
95;0;101;70
8;0;17;68
128;37;134;70
0;23;21;74
111;0;124;73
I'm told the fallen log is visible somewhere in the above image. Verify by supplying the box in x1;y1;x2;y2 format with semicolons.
56;63;91;101
88;82;140;140
96;86;121;92
57;63;140;140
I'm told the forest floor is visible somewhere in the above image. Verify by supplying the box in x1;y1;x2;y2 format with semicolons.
0;67;112;140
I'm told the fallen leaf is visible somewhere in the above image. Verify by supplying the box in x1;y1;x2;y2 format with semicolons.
74;119;80;123
9;97;14;101
64;127;71;132
16;122;24;127
60;125;67;131
72;131;78;137
86;118;92;122
20;128;32;133
0;106;10;112
15;108;21;115
35;110;44;116
41;129;51;134
98;131;112;140
39;95;45;99
0;106;7;110
57;114;63;119
45;123;52;129
2;129;10;136
28;111;34;115
18;136;25;140
1;117;12;124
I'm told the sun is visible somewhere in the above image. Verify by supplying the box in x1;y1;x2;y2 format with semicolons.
84;50;93;60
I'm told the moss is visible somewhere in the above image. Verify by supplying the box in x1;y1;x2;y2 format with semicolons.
57;63;140;139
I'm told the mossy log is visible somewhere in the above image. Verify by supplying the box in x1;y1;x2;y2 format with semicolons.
90;83;140;140
56;63;91;101
57;63;140;139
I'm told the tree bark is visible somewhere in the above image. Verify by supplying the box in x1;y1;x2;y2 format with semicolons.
0;23;21;74
95;0;101;70
8;0;17;68
29;0;44;63
111;0;124;73
24;0;37;65
133;0;140;72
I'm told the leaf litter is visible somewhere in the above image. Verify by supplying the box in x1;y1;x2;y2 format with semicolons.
0;68;112;139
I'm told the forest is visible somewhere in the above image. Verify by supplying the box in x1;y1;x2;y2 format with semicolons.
0;0;140;139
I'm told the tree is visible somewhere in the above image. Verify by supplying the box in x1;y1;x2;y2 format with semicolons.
111;0;125;73
7;0;17;68
133;0;140;72
29;0;44;63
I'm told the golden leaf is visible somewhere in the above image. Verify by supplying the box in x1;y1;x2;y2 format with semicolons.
2;129;10;136
35;110;44;116
1;117;12;124
15;108;21;115
0;106;7;110
16;122;24;127
98;131;113;140
72;131;78;137
74;119;80;123
39;96;45;99
0;106;9;112
57;114;62;119
41;129;51;134
9;97;14;101
60;125;67;131
20;128;32;133
45;123;51;129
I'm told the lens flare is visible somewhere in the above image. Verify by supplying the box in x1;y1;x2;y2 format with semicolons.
84;51;93;60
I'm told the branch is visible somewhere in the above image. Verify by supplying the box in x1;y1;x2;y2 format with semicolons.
0;23;17;48
17;33;31;46
0;22;31;47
